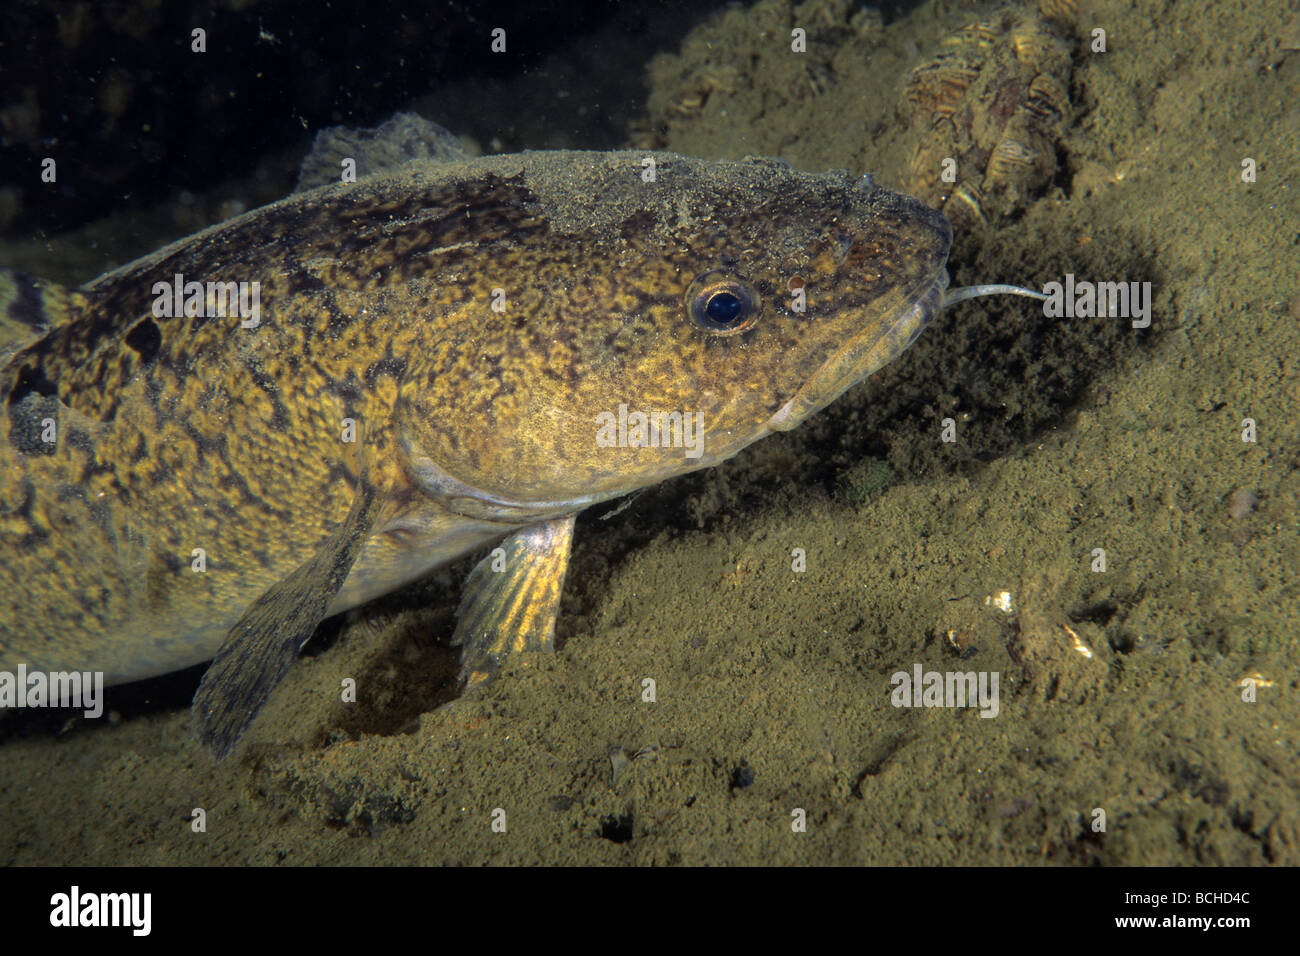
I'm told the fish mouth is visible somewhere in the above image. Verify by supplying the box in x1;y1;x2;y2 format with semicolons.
766;270;949;433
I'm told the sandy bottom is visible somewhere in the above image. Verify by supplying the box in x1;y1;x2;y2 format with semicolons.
1;0;1297;865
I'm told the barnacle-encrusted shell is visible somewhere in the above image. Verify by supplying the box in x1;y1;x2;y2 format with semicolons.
900;5;1073;226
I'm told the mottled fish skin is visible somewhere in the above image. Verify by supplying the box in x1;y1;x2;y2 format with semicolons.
0;149;949;691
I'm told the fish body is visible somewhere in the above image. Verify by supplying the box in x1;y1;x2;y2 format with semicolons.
0;137;962;754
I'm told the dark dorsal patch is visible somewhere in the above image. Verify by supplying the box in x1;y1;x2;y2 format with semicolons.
23;171;550;415
123;316;163;366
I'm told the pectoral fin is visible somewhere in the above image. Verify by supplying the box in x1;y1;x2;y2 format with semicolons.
453;515;576;690
192;477;384;761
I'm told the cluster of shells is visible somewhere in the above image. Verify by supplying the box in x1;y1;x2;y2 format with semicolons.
900;4;1075;227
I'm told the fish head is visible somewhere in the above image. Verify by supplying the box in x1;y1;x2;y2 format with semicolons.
397;151;951;520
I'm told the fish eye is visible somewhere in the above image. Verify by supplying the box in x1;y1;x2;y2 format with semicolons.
685;271;760;335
